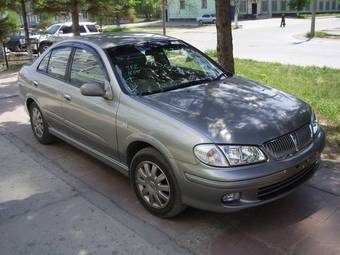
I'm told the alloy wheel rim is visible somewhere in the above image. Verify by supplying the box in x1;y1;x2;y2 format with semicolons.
135;161;171;209
32;107;44;138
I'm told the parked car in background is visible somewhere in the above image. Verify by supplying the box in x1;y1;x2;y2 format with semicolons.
18;33;325;218
5;28;40;52
196;14;216;25
32;21;100;53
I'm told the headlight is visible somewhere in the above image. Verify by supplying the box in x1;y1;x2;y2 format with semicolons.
194;144;229;167
311;109;319;135
219;145;266;166
194;144;266;167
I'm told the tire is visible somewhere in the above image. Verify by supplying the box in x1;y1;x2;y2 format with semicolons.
131;147;186;218
212;19;216;24
38;43;51;54
29;102;55;144
198;20;203;26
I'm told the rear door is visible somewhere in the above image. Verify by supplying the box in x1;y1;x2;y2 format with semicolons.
61;46;119;159
31;47;72;130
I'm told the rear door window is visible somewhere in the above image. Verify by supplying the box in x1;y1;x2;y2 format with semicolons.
47;47;72;80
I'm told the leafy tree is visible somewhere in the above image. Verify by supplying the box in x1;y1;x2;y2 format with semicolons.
0;11;20;60
134;0;160;21
34;13;54;29
33;0;134;34
0;0;33;59
215;0;235;74
288;0;310;16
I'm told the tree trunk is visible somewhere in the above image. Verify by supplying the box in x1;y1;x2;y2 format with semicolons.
310;0;317;37
215;0;235;73
71;0;80;36
21;0;33;61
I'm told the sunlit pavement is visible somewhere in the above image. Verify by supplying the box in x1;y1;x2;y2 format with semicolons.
1;71;340;254
167;17;340;68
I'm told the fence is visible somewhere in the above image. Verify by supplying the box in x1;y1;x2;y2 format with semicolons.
0;42;40;72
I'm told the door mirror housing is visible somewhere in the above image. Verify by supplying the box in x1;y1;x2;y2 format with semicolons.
80;82;106;97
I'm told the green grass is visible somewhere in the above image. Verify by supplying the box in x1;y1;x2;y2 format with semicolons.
102;27;131;33
298;12;340;18
305;31;340;39
206;50;340;147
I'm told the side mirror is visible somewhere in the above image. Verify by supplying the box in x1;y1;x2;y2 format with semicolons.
80;82;106;97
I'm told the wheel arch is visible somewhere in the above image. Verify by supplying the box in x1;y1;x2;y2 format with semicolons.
124;135;180;180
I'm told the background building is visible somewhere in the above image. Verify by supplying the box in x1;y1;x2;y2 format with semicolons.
168;0;340;21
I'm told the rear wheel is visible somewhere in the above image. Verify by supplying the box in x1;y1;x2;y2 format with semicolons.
29;102;55;144
131;147;186;218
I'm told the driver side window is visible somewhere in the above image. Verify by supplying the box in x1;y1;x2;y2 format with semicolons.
70;48;106;88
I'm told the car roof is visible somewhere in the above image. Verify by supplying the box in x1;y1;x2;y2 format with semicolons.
53;21;96;26
62;33;177;49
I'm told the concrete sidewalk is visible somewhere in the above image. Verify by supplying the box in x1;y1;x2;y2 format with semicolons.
0;134;171;255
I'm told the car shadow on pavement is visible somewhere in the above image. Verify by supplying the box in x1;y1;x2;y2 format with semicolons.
1;94;340;254
1;116;340;254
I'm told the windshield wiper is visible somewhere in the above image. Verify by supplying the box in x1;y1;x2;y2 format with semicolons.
213;73;228;81
141;78;211;96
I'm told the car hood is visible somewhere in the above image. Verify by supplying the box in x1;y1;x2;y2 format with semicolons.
141;76;312;145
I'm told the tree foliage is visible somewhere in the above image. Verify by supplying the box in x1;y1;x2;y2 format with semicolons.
134;0;161;20
0;11;20;40
288;0;310;13
32;0;134;33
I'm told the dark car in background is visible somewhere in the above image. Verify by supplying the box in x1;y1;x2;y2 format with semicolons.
5;28;40;53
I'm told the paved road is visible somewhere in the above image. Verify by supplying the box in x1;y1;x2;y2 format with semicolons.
1;71;340;254
167;17;340;68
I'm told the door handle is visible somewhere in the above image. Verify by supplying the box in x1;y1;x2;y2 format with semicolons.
63;94;72;101
32;80;39;87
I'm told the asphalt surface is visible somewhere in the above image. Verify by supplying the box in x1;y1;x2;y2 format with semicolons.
1;70;340;255
167;17;340;68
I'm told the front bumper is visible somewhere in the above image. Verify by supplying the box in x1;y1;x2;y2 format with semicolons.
176;128;326;212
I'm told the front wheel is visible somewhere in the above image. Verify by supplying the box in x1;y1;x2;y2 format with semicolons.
131;147;186;218
38;43;51;54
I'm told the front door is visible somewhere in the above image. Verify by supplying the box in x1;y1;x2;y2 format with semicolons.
61;46;118;159
252;3;257;15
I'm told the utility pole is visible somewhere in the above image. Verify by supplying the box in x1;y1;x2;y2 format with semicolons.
162;0;166;35
20;0;33;61
310;0;317;37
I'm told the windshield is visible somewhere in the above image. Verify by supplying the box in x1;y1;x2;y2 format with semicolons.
45;24;61;34
106;41;229;95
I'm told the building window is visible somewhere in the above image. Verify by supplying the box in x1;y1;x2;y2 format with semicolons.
325;1;329;9
180;0;185;9
319;1;324;10
261;1;268;12
202;0;207;9
332;1;336;9
240;0;247;12
281;0;286;11
272;0;277;11
305;4;310;11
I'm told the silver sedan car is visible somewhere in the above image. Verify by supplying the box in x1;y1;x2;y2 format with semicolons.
18;33;325;217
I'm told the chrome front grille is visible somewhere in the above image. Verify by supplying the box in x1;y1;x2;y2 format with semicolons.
263;125;313;160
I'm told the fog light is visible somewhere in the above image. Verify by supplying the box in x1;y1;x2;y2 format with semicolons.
221;192;240;203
